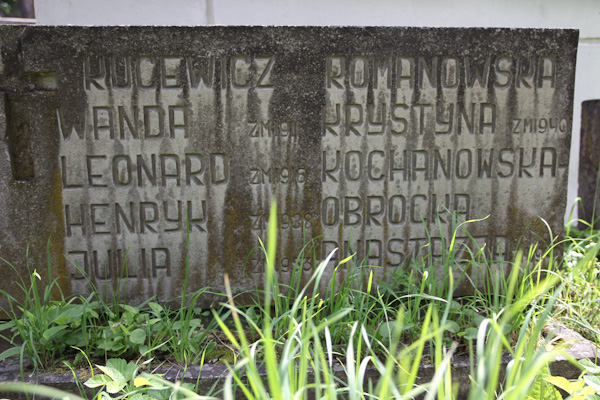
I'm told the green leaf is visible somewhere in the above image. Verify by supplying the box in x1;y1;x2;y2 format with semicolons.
450;301;462;311
378;320;396;339
0;347;23;361
121;313;135;327
42;325;68;341
445;321;460;334
65;331;85;347
192;331;207;344
580;386;598;396
189;341;200;354
52;305;84;324
84;374;113;388
45;305;60;322
580;359;600;375
569;380;587;394
129;393;155;400
181;382;195;391
138;345;149;356
205;341;216;354
338;253;356;266
378;320;413;339
109;359;138;382
106;380;126;394
462;308;485;326
69;318;82;329
105;358;127;373
189;318;203;329
122;305;139;315
96;364;125;385
464;327;479;340
130;329;146;345
529;367;561;400
0;321;15;331
87;309;99;320
134;376;153;387
545;376;572;393
98;340;124;352
148;302;163;315
584;375;600;394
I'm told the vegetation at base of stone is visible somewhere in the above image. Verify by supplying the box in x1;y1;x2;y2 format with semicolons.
546;358;600;400
67;251;222;366
0;213;554;372
555;221;600;345
0;202;599;398
0;240;88;371
81;358;199;399
209;202;566;400
0;263;222;369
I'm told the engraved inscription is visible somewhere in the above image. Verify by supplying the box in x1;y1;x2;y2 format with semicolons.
45;28;574;303
249;165;306;185
60;153;229;188
321;148;567;182
326;55;557;90
323;102;497;137
321;46;570;277
512;117;569;134
84;54;275;91
249;120;299;138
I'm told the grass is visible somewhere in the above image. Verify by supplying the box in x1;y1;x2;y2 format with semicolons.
555;223;600;345
0;200;598;399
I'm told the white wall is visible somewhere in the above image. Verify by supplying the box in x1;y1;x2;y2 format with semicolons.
35;0;600;223
35;0;209;25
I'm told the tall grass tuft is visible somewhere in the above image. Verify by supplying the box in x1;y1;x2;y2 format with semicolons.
210;202;568;400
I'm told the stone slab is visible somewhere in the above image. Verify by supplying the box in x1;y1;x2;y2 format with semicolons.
0;26;578;305
578;99;600;229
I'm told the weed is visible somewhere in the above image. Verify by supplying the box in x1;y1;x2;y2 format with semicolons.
0;238;104;370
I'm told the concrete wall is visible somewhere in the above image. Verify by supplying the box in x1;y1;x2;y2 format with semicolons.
35;0;209;26
35;0;600;224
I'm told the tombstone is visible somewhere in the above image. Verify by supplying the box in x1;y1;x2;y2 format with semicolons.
579;100;600;229
0;26;578;305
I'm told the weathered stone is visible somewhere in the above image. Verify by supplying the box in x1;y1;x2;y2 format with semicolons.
0;26;577;305
578;100;600;229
